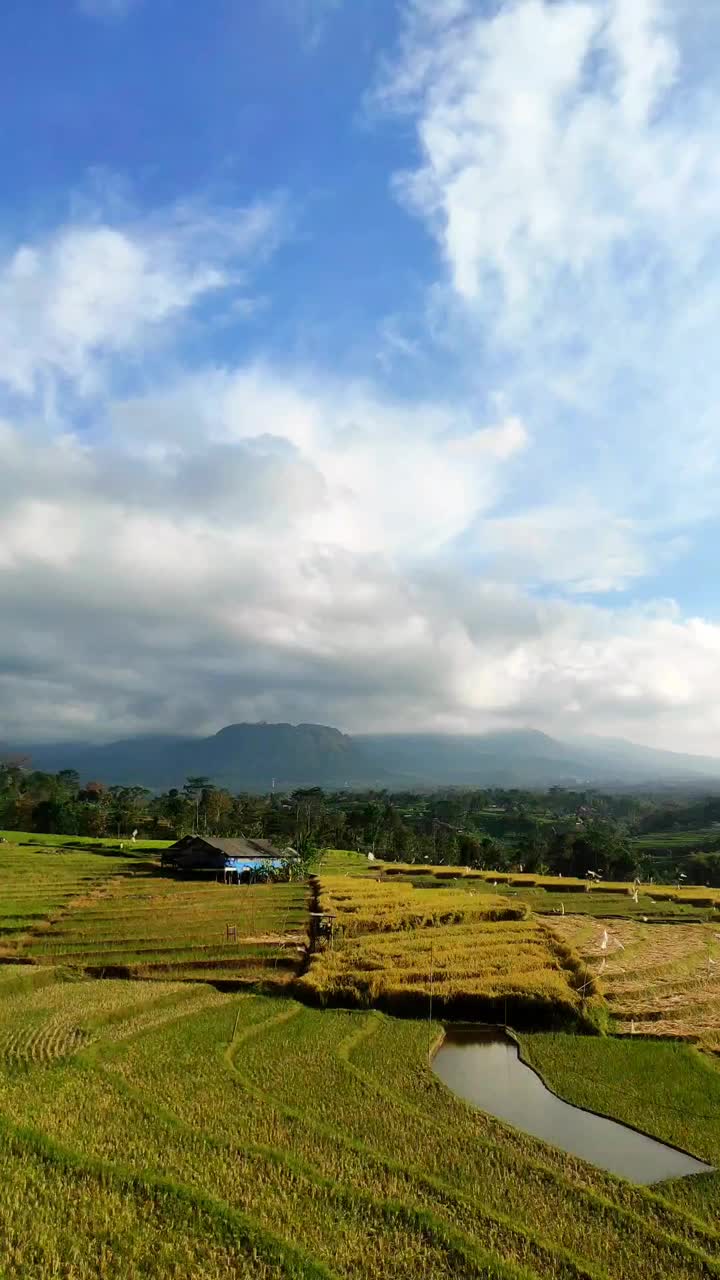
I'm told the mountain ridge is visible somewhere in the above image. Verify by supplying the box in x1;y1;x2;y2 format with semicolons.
4;721;720;792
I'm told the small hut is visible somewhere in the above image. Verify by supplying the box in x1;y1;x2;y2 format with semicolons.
161;835;292;883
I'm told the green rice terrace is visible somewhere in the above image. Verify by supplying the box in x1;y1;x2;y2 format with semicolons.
2;837;720;1277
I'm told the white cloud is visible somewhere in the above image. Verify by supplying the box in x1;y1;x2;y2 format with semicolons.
375;0;720;591
0;198;284;400
450;416;528;461
474;499;664;593
1;345;717;752
381;0;711;319
4;6;720;755
105;368;528;557
2;357;720;753
4;423;720;753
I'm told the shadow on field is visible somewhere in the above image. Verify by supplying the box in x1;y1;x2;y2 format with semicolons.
19;842;162;864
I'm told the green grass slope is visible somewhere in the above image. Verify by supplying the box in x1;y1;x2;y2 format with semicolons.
1;978;719;1278
0;841;307;985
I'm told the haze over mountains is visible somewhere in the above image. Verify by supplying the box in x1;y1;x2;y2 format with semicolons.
6;722;720;792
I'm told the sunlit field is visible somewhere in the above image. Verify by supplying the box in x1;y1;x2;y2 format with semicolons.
1;840;306;985
549;914;720;1051
1;974;719;1278
300;874;602;1028
3;842;720;1276
378;862;720;922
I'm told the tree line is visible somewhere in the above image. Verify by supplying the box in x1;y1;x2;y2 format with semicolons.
5;762;720;882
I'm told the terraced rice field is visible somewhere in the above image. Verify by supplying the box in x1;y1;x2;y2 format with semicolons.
548;915;720;1051
4;842;720;1275
317;874;528;934
1;973;719;1278
0;842;131;951
1;829;172;849
319;849;373;876
300;876;603;1028
1;842;307;985
379;863;720;922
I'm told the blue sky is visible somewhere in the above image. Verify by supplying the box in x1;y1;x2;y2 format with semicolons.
2;0;720;753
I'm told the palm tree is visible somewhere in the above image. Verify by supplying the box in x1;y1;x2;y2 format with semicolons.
183;777;214;834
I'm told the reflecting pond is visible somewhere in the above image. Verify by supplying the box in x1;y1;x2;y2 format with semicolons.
432;1027;712;1184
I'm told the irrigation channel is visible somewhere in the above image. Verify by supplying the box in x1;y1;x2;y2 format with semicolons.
431;1026;712;1184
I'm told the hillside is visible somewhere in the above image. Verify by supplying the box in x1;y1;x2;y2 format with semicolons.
11;722;386;791
5;722;720;791
358;728;720;789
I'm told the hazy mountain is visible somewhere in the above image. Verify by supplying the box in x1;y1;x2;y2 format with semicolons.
360;729;720;788
358;729;588;787
8;723;386;791
5;722;720;791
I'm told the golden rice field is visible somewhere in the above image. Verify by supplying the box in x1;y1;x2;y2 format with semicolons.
301;875;603;1028
548;914;720;1052
378;862;720;922
316;873;528;935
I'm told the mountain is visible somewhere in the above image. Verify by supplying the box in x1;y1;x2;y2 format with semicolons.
180;722;383;790
359;729;720;789
358;732;720;788
7;723;386;791
5;722;720;791
357;729;589;787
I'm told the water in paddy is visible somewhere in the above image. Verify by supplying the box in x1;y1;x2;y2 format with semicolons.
432;1027;712;1184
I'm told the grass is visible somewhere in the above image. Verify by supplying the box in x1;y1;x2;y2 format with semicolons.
1;980;719;1277
0;841;132;950
516;1032;720;1164
631;829;720;850
1;828;172;849
515;1032;720;1227
318;849;373;876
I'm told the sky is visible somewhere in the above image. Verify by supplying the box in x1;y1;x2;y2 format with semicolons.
2;0;720;753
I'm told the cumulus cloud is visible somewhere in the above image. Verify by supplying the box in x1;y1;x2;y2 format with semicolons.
381;0;710;316
104;368;528;557
4;423;720;751
4;3;720;754
1;347;720;752
379;0;720;581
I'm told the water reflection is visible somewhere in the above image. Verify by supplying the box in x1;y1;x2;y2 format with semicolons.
432;1027;712;1184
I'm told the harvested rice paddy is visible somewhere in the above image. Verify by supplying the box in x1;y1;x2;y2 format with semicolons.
548;914;720;1051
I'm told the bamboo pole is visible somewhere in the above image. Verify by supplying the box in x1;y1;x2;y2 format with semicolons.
428;940;434;1060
